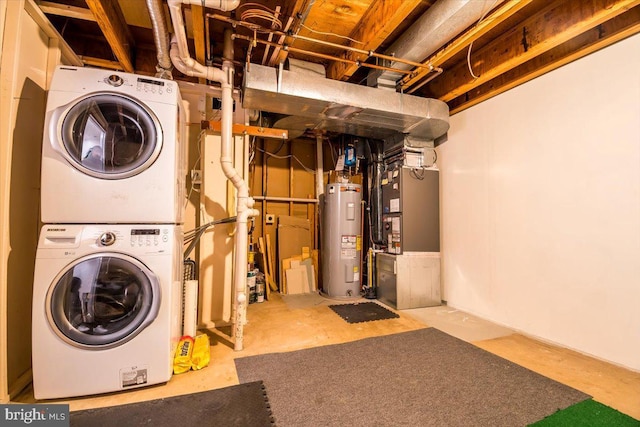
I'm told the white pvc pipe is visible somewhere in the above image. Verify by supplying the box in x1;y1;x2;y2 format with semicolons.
316;133;324;199
167;0;257;351
253;196;318;203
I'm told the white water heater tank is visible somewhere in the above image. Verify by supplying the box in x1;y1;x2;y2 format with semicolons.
322;183;362;298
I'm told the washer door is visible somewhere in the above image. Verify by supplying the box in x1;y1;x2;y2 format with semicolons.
46;254;161;349
59;93;162;179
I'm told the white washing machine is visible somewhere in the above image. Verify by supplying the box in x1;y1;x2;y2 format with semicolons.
41;66;186;224
32;224;183;399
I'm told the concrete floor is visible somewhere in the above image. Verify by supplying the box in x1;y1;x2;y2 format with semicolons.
15;292;640;420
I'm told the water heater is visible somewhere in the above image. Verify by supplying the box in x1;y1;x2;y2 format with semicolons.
322;183;362;298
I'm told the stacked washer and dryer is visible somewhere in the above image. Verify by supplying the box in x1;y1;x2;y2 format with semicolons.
32;66;186;399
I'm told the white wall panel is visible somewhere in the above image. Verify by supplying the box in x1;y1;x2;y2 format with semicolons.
439;33;640;371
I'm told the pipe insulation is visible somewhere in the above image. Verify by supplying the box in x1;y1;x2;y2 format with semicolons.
145;0;173;79
167;0;257;351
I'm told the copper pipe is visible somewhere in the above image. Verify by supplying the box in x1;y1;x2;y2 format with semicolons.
209;13;433;71
404;66;444;93
233;34;415;76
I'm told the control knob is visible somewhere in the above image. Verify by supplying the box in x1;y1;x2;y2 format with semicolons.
99;232;116;246
107;74;123;87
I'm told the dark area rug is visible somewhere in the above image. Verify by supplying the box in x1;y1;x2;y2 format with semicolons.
70;381;274;427
328;301;399;323
235;328;590;427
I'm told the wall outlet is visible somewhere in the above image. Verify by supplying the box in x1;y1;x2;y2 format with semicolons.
265;214;275;225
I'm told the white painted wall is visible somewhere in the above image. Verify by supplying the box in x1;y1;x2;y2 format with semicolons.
438;33;640;371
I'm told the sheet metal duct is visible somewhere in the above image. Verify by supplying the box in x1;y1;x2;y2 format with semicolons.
242;63;449;141
373;0;505;87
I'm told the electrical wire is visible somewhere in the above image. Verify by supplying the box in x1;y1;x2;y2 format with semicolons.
183;216;238;259
256;145;316;174
409;167;426;180
467;0;498;79
299;23;364;45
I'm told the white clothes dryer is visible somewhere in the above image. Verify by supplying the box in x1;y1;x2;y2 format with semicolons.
32;224;183;399
41;66;186;224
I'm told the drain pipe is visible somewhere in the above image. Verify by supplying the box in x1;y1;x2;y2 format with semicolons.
168;0;257;351
220;28;260;350
145;0;173;79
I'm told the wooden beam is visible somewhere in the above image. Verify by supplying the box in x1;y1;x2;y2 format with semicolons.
201;121;289;140
326;0;423;81
80;56;123;70
37;1;96;21
402;0;534;92
85;0;135;73
426;0;640;102
448;6;640;115
269;0;313;66
190;4;207;84
24;0;83;66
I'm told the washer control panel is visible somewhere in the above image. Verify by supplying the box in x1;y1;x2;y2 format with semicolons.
129;228;170;247
97;73;175;100
135;77;172;95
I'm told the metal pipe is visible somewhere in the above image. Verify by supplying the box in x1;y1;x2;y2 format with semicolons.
232;34;416;76
145;0;172;79
211;13;435;71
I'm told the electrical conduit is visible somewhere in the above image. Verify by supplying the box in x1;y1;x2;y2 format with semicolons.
168;0;258;351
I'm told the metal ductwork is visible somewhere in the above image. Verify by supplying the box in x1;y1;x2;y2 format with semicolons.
146;0;172;79
242;63;450;142
371;0;505;88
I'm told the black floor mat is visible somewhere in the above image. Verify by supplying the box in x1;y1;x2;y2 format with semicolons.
70;381;274;427
328;301;399;323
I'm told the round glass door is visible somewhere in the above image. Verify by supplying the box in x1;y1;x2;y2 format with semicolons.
60;93;161;179
47;254;160;349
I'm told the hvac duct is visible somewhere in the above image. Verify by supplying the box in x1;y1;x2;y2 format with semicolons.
242;63;450;142
145;0;172;79
371;0;505;88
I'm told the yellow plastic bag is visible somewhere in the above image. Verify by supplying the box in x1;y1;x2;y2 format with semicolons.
173;336;194;374
191;334;210;370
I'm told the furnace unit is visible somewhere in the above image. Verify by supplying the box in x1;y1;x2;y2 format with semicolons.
381;165;439;254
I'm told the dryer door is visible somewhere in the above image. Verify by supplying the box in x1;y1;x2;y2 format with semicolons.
46;253;161;349
58;93;162;179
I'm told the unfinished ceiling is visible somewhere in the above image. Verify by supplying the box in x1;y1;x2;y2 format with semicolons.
37;0;640;114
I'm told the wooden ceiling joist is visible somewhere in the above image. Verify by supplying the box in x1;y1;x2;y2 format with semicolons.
38;1;96;22
268;0;314;67
190;5;207;84
425;0;640;103
326;0;423;81
447;5;640;114
80;56;123;70
85;0;136;73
